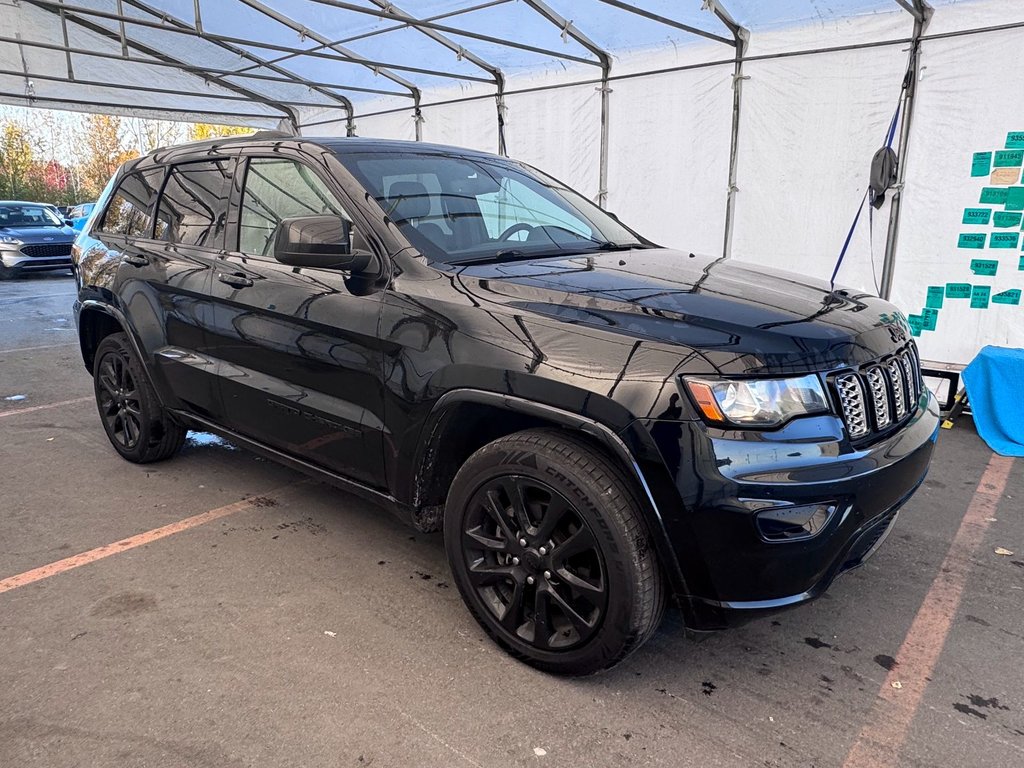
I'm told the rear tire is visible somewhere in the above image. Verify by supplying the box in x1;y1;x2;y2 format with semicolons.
444;428;665;675
93;332;186;463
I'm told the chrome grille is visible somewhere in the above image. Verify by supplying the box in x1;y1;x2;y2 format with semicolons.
835;374;869;439
864;366;891;429
831;343;921;442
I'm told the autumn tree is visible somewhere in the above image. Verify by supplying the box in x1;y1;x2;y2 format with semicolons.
188;123;252;141
79;114;139;197
0;122;35;198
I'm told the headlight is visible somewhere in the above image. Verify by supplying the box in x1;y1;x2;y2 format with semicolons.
683;374;829;427
0;235;22;245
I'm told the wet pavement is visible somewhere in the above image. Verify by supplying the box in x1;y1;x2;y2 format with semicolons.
1;273;1022;767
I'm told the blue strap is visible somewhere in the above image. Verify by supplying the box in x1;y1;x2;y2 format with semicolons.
829;88;905;289
830;188;869;288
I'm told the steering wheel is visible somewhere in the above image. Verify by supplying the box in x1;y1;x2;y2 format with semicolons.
497;223;535;242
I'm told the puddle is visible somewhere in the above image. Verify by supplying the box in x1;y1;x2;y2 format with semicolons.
186;431;239;451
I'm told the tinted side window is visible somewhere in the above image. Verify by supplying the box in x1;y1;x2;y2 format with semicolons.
100;169;163;236
156;160;232;247
239;158;351;257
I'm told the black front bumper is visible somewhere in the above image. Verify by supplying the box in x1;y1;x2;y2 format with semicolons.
633;390;940;629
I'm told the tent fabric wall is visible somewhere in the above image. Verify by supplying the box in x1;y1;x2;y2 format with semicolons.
2;0;1023;366
728;42;911;293
891;24;1024;365
605;63;733;256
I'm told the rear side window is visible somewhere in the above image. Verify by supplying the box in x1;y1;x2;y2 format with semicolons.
155;160;233;247
100;169;164;236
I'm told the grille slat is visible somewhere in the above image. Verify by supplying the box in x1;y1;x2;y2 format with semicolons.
835;374;869;439
832;343;920;442
864;366;891;429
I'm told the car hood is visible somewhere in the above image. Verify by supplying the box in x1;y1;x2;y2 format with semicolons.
453;248;910;375
0;225;76;242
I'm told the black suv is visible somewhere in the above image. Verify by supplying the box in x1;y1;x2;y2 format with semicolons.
73;135;939;674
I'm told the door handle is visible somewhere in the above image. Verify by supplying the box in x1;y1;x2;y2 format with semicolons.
218;272;254;288
123;254;148;267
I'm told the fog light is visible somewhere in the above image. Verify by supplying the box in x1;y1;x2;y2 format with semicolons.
755;503;836;542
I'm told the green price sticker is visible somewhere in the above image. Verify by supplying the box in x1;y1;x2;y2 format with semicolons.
991;232;1020;249
981;187;1010;204
907;314;924;336
926;286;944;308
946;282;973;298
921;307;939;331
971;259;999;276
971;285;992;308
971;152;992;177
1008;132;1024;149
992;289;1022;305
994;149;1024;167
963;208;992;225
993;211;1023;228
1006;187;1024;211
958;233;987;249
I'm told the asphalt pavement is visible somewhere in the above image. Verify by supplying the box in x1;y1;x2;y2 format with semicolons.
1;272;1021;767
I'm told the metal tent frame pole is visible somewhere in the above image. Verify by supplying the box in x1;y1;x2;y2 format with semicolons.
880;0;933;299
707;1;748;259
362;0;506;153
521;0;612;208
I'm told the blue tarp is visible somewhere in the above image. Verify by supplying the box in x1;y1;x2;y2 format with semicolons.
961;345;1024;457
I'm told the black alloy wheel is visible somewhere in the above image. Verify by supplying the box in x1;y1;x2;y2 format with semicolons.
96;349;143;450
462;475;607;651
92;332;186;463
445;429;665;675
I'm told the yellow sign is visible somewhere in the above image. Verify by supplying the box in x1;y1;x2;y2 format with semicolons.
990;167;1020;185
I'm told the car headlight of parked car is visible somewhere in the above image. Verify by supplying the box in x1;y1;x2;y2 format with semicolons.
0;235;23;246
683;374;829;427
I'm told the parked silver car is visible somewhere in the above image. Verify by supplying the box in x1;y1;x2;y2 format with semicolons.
0;201;77;279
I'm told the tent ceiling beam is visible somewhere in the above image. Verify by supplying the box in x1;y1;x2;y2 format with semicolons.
230;1;515;80
362;0;506;152
0;88;279;121
123;0;355;124
20;0;300;126
0;67;353;110
594;0;734;47
0;32;406;99
306;0;601;68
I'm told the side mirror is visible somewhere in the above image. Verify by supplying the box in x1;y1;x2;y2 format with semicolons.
273;215;376;272
65;219;74;227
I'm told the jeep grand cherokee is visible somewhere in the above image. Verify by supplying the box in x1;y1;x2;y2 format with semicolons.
72;135;939;675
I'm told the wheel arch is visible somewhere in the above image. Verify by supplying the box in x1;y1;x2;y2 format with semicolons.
413;389;692;607
76;301;165;408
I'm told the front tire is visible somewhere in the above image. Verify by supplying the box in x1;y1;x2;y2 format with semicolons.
93;332;186;463
444;429;665;675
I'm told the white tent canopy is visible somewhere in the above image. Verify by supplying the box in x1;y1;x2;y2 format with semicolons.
2;0;1023;366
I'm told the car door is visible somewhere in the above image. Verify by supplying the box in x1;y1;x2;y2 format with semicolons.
82;163;224;418
205;152;387;488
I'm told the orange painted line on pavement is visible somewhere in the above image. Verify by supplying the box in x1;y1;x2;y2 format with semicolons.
0;396;92;418
0;497;264;595
842;453;1016;768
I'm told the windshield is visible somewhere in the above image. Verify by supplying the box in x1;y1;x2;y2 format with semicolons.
0;204;64;228
342;152;648;265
